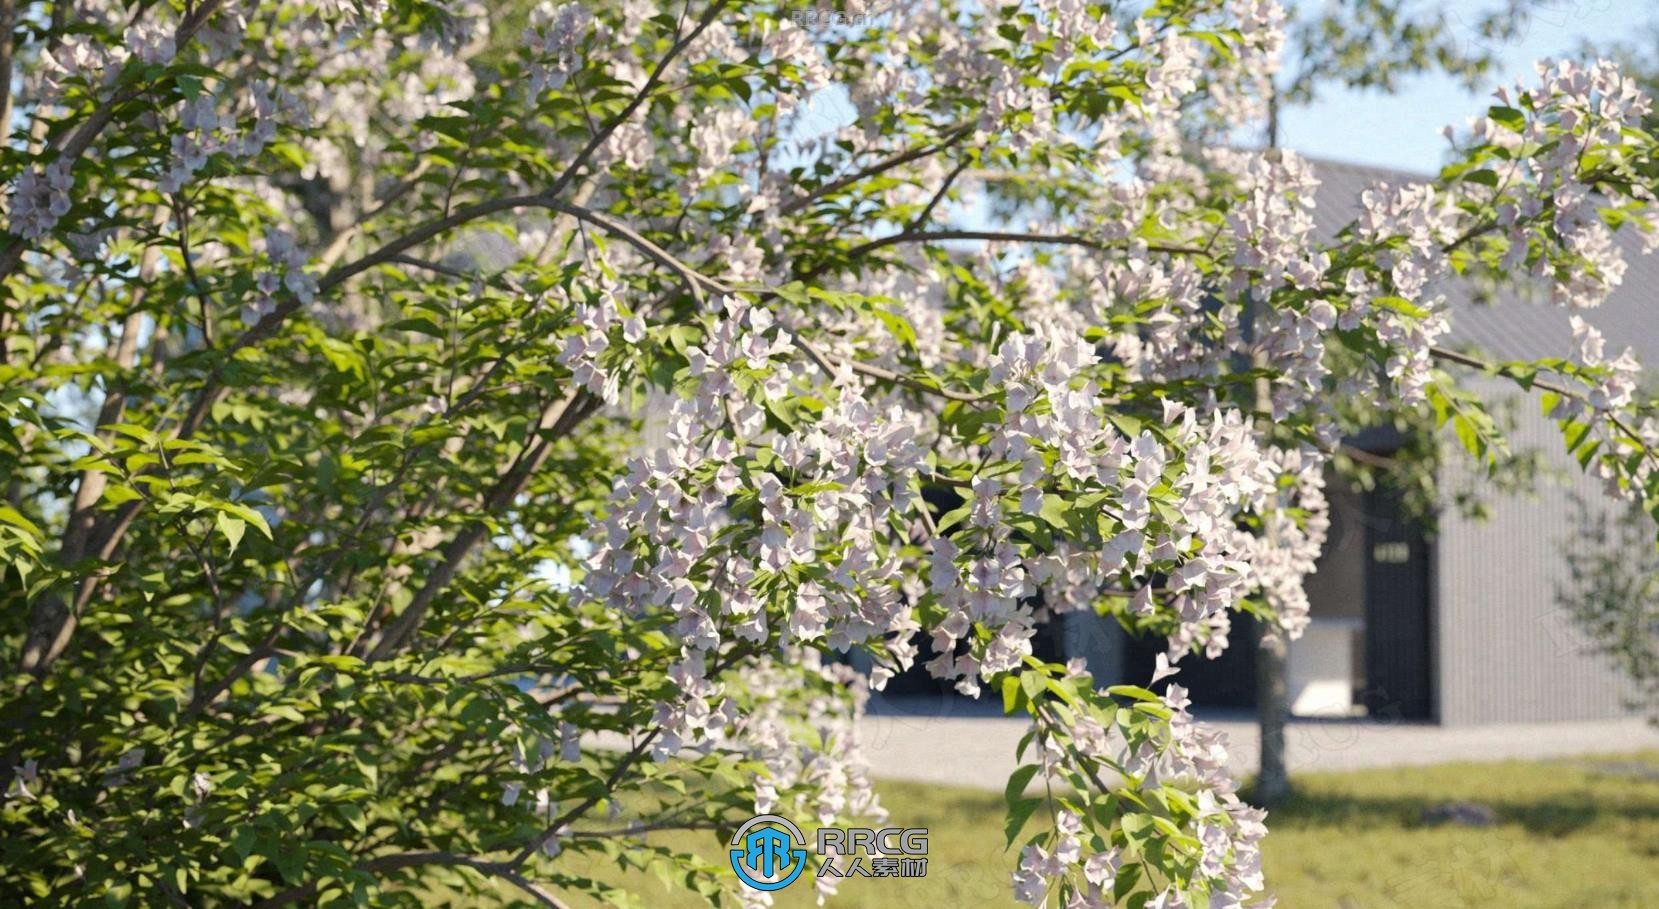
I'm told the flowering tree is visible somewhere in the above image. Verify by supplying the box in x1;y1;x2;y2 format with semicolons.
2;1;1657;907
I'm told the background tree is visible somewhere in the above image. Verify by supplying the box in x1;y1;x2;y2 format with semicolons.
1;2;1656;907
1245;0;1556;806
1559;498;1659;726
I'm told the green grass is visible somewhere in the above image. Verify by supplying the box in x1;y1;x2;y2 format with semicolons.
542;782;1020;909
429;752;1659;908
1256;752;1659;909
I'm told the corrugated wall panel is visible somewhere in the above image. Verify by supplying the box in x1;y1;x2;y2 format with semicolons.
1434;378;1637;725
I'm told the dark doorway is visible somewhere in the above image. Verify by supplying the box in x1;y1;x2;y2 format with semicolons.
1119;471;1434;719
1360;484;1434;719
1122;614;1260;709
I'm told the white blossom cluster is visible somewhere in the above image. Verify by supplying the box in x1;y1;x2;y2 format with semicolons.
730;658;886;909
256;5;484;230
160;82;308;194
1012;668;1269;909
1551;315;1655;501
248;228;316;324
525;2;594;95
1214;150;1337;420
1452;59;1654;498
498;719;584;857
1473;60;1653;309
1102;254;1212;383
126;19;178;66
6;161;74;241
737;654;884;829
572;283;1327;786
1227;446;1330;641
553;280;639;403
759;16;833;118
1567;316;1642;414
1345;180;1458;404
35;20;130;104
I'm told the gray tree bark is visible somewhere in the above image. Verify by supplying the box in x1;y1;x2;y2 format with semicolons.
1253;622;1292;804
1252;90;1293;807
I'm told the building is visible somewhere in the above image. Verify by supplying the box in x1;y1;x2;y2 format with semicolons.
1280;158;1653;725
891;158;1654;726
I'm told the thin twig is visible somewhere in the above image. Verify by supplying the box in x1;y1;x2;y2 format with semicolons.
1430;345;1659;470
544;0;729;201
776;121;975;217
838;229;1205;263
905;154;974;232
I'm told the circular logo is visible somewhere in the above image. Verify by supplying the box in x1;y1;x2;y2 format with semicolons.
728;814;810;892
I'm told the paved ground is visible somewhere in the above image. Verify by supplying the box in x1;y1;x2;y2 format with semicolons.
859;695;1659;791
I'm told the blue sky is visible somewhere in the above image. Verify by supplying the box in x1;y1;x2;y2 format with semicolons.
1278;1;1652;174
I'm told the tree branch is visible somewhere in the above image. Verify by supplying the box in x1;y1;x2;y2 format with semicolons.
1430;344;1659;470
365;389;597;661
543;0;728;201
905;154;974;232
838;229;1205;263
0;0;18;147
775;121;975;217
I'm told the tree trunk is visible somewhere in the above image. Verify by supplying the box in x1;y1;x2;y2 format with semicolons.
1250;85;1294;808
1253;621;1292;804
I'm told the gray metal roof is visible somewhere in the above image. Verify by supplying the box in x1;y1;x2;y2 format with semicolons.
1306;157;1659;368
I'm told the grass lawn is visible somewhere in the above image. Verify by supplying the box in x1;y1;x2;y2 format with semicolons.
437;751;1659;908
1255;752;1659;908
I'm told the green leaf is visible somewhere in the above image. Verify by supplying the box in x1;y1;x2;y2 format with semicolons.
219;502;273;540
1488;106;1527;132
1107;413;1143;437
216;512;246;556
1540;391;1562;417
265;704;307;724
1121;812;1155;852
1021;671;1047;701
388;317;446;337
1045;677;1080;708
1461;168;1500;187
106;423;160;445
1370;295;1427;318
1005;764;1040;807
1038;495;1069;530
0;504;42;538
137;569;166;602
867;306;918;350
1133;701;1173;720
1563;419;1593;454
1114;862;1144;902
1001;674;1023;714
336;803;367;833
231;826;256;860
1004;797;1042;847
